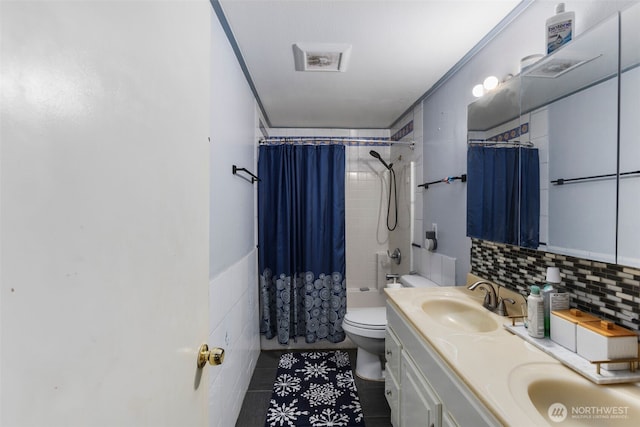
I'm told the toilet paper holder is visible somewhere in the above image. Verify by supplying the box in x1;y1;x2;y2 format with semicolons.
425;231;437;251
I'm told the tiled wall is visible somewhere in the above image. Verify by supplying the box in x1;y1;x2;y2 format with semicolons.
471;239;640;336
417;250;457;286
209;250;260;427
391;104;424;277
345;144;391;307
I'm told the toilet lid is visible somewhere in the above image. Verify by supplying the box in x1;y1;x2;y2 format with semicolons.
344;307;386;329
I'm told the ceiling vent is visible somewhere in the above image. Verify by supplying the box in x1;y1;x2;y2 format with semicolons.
293;43;352;72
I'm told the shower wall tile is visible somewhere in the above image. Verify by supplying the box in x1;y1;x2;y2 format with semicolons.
442;255;456;285
419;250;430;279
345;144;391;295
429;252;443;285
539;211;550;245
413;218;424;251
415;249;456;286
389;106;421;277
355;129;391;138
529;108;550;245
530;108;549;139
268;128;389;139
346;288;385;308
412;244;423;275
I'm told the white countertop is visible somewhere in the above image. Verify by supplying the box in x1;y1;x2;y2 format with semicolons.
384;286;640;426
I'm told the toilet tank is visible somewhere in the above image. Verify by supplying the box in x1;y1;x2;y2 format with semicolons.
399;274;439;288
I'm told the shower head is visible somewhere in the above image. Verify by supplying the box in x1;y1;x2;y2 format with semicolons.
369;150;393;170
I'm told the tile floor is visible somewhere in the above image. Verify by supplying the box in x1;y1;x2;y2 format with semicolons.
235;349;392;427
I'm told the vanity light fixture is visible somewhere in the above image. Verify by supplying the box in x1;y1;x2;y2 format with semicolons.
483;75;499;90
472;75;504;97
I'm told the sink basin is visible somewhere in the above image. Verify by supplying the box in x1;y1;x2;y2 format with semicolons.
509;363;640;426
421;298;500;333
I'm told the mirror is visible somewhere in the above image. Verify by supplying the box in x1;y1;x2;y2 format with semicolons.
618;4;640;268
467;8;639;266
522;12;619;263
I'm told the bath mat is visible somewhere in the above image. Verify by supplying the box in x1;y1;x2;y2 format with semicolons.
265;350;366;427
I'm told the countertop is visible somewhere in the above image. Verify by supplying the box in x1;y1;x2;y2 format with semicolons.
384;285;640;426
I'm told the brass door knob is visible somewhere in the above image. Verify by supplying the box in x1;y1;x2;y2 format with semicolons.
197;344;225;368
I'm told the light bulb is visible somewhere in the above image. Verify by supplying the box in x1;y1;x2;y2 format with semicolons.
483;75;499;91
472;84;484;98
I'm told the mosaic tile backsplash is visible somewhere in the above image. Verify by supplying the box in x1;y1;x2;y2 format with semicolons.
470;239;640;337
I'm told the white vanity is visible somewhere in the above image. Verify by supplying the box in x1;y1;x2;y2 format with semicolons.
385;300;501;426
383;285;640;427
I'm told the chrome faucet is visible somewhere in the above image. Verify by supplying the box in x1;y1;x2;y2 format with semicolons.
468;280;516;316
495;297;516;316
387;248;401;265
467;280;497;311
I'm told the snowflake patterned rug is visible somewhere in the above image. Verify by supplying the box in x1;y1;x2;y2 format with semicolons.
265;350;366;427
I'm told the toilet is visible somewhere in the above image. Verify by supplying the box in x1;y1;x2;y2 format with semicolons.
342;274;439;380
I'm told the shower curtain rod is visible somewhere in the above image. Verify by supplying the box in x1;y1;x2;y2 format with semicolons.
259;137;415;148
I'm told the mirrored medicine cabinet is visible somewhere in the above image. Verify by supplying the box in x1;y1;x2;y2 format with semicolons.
467;4;640;267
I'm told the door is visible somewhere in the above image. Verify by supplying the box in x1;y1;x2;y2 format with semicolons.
401;352;443;427
1;1;211;426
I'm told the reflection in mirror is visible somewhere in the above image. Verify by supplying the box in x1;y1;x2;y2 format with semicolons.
467;77;520;132
618;3;640;268
467;10;626;262
522;14;619;264
466;135;539;248
522;13;619;263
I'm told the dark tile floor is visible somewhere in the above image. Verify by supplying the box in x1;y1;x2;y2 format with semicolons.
235;349;392;427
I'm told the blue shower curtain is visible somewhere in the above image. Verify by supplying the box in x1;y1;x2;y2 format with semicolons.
467;145;539;248
258;144;346;344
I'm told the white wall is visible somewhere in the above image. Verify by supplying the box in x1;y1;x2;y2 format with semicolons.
417;0;635;285
208;9;260;427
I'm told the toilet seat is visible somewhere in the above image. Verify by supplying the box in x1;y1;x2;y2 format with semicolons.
342;307;386;339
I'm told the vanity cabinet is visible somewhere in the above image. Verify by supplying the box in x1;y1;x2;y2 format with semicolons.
384;328;402;426
385;301;502;427
401;352;442;427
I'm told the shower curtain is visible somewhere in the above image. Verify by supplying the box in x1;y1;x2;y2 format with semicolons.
466;145;539;248
258;144;346;344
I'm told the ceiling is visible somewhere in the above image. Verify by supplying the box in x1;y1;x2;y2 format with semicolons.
217;0;523;129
